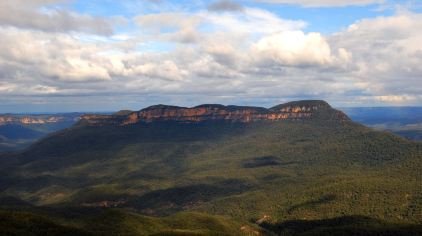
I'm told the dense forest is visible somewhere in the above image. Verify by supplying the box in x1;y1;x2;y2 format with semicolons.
0;102;421;235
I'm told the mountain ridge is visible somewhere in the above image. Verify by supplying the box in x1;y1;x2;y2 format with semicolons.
80;100;350;126
0;114;80;126
0;99;421;235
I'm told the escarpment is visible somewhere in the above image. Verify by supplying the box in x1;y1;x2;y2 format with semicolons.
0;114;80;125
80;100;350;126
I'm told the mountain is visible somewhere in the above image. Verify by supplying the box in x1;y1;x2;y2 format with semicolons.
0;207;263;236
0;113;82;152
342;107;422;141
0;113;83;128
0;100;421;235
79;100;348;125
342;107;422;125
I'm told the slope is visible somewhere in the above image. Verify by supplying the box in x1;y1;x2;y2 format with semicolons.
0;114;81;153
0;100;420;232
0;206;261;236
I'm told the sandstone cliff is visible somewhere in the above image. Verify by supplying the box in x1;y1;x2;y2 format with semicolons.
80;100;349;126
0;114;80;126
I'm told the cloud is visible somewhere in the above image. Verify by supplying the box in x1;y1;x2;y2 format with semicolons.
130;60;188;81
0;0;113;35
329;12;422;99
202;8;307;34
0;28;113;82
374;95;420;103
252;31;335;66
207;0;244;12
134;12;202;43
133;8;306;43
256;0;384;7
134;13;201;31
0;3;421;110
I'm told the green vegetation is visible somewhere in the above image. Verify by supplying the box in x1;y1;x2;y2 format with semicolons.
369;123;422;141
0;115;79;153
114;110;134;116
0;209;90;236
0;124;47;152
261;215;422;236
343;107;422;141
0;103;421;235
0;207;260;236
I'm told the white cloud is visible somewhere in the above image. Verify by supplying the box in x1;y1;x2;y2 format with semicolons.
0;3;421;109
134;8;306;42
0;83;17;93
252;31;335;66
256;0;384;7
0;28;113;82
329;12;422;99
131;60;188;81
202;8;306;34
374;95;420;103
134;12;202;43
207;0;244;12
0;0;113;35
134;12;202;32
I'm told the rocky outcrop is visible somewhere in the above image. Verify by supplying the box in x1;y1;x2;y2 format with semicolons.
0;114;81;126
80;100;350;126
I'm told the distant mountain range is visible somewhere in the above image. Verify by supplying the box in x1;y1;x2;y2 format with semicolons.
343;107;422;140
1;105;420;154
0;100;421;235
80;100;348;126
0;113;82;152
342;107;422;125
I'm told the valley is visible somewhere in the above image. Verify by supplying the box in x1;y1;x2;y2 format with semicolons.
0;100;421;235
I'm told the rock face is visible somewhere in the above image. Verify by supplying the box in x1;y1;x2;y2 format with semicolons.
0;114;80;126
81;100;350;126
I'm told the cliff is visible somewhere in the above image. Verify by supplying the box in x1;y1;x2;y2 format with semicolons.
0;114;81;126
80;100;350;126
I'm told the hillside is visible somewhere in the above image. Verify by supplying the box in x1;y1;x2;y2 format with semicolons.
0;114;81;153
0;100;421;235
343;107;422;141
0;206;262;236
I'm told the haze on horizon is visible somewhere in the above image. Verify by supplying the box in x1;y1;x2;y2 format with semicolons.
0;0;421;113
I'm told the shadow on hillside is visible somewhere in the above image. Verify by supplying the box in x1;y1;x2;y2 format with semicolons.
0;196;32;207
243;155;300;169
126;179;252;216
260;215;422;236
287;194;336;214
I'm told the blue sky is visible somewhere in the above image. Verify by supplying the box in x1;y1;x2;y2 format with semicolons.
68;0;407;33
0;0;421;112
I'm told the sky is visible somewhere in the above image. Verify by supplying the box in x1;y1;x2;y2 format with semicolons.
0;0;421;112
